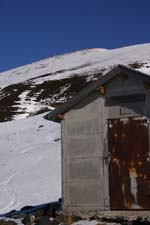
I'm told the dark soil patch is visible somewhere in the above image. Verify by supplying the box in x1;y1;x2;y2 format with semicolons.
0;74;96;122
0;82;32;122
128;62;147;69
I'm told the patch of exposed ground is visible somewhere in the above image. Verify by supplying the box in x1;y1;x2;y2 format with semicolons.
0;73;103;122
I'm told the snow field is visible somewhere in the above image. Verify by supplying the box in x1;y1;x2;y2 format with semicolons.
0;114;61;214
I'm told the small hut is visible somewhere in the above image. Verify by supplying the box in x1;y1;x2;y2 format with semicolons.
45;65;150;211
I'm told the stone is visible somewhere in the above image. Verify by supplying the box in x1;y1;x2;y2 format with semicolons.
21;206;33;211
0;220;17;225
44;205;55;217
35;216;52;225
22;214;35;225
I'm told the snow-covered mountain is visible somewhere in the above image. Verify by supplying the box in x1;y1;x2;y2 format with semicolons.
0;43;150;214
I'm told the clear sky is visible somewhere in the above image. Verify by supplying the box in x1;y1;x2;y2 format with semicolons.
0;0;150;72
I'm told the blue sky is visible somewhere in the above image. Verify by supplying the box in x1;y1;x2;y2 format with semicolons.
0;0;150;72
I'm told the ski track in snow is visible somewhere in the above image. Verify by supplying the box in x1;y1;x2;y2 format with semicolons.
0;154;42;213
20;140;49;154
0;114;61;214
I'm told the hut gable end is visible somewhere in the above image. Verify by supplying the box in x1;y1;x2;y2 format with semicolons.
45;65;150;212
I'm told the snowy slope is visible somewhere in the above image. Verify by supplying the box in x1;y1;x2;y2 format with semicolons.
0;114;61;214
0;43;150;214
0;43;150;88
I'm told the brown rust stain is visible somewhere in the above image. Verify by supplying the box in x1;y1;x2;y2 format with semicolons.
108;117;150;210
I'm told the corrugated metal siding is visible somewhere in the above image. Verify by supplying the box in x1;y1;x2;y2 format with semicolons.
108;117;150;209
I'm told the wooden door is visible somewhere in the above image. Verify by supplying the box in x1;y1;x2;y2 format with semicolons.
108;117;150;209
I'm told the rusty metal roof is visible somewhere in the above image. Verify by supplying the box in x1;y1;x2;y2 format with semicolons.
44;64;150;122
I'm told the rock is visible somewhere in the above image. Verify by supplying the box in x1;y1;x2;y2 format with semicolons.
59;222;67;225
49;218;59;225
22;214;35;225
35;217;59;225
21;206;33;211
95;223;105;225
54;138;60;142
55;211;81;225
8;213;26;219
44;205;55;217
38;125;44;128
0;220;17;225
132;217;150;225
122;222;131;225
6;210;17;215
35;216;52;225
43;202;61;218
34;208;45;218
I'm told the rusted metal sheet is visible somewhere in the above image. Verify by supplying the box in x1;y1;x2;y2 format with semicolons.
108;117;150;209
